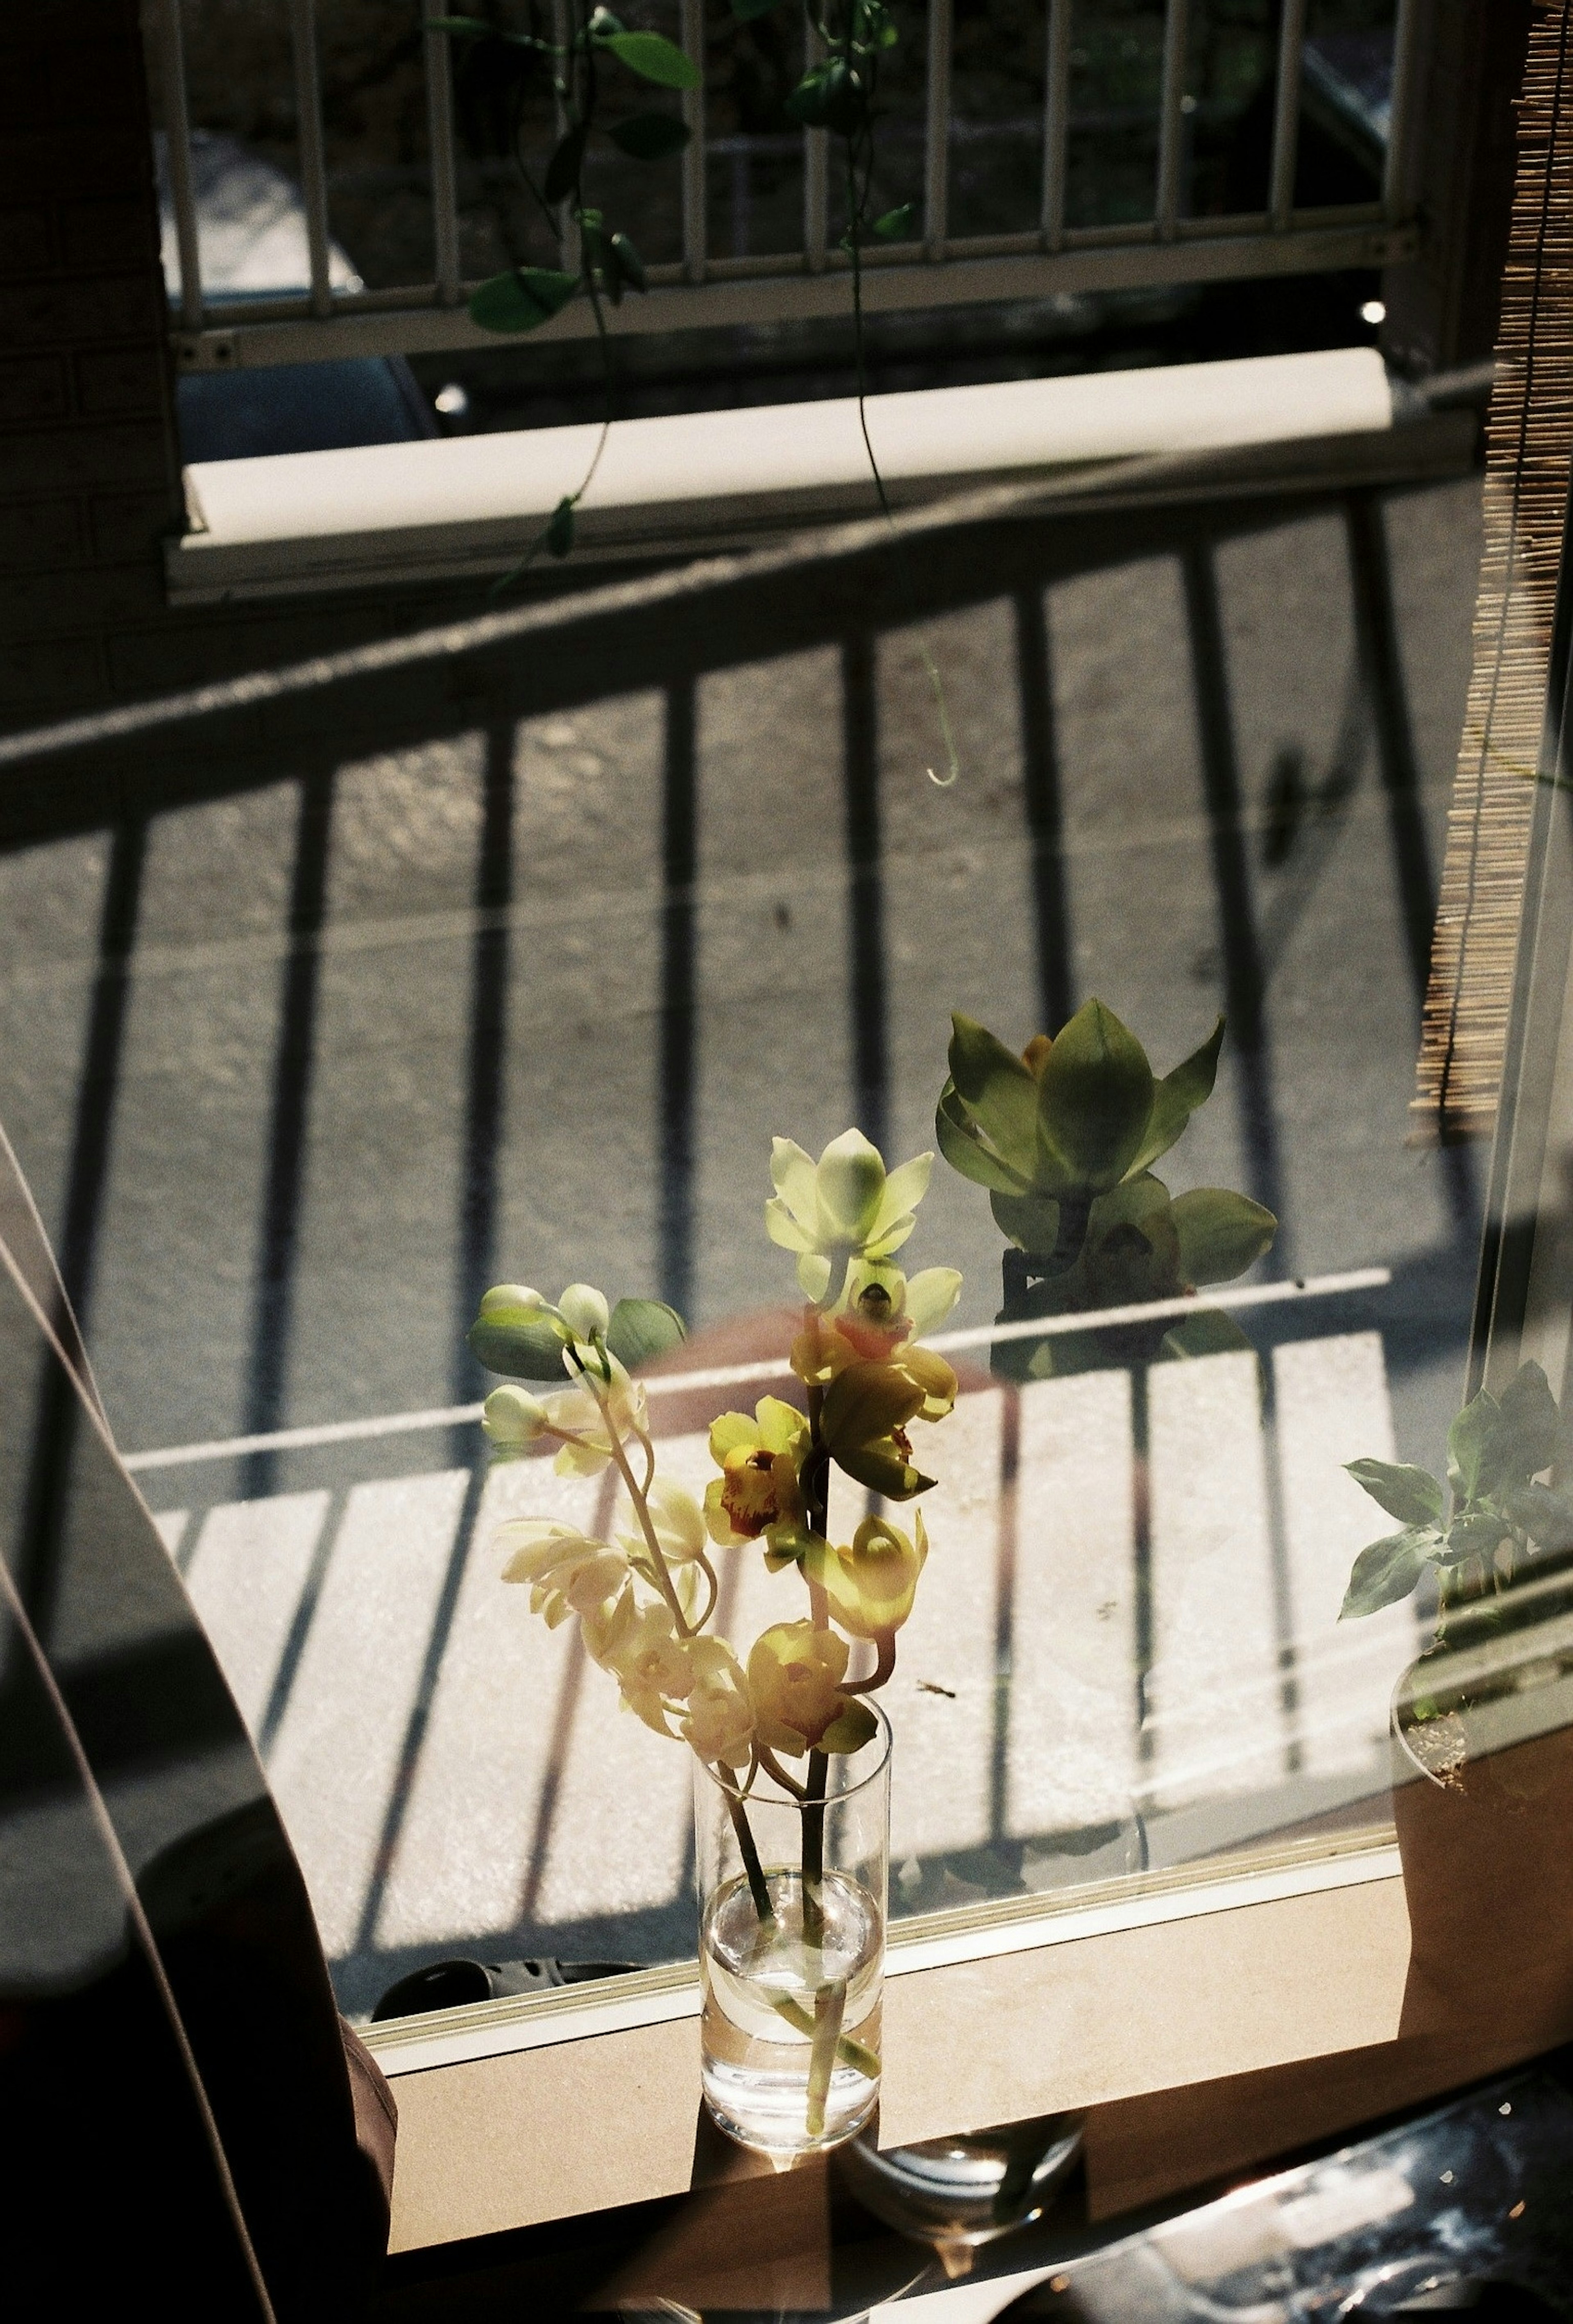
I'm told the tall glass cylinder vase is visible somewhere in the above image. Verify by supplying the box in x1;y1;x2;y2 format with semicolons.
693;1710;891;2158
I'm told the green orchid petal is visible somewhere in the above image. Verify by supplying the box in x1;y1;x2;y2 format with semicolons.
903;1267;963;1335
870;1151;932;1238
708;1411;759;1459
797;1251;833;1300
765;1196;818;1254
814;1128;888;1241
769;1137;820;1232
756;1395;807;1454
864;1211;918;1258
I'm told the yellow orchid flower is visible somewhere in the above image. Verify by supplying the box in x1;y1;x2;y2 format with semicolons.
766;1129;934;1303
595;1598;694;1737
808;1512;928;1641
704;1396;810;1563
815;1347;959;1499
678;1637;755;1767
498;1518;626;1629
748;1620;877;1757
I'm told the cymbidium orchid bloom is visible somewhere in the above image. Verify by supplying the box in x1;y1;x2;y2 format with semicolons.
813;1347;959;1499
831;1258;963;1356
622;1478;707;1565
499;1518;626;1629
704;1397;810;1564
808;1513;928;1641
766;1130;935;1303
597;1599;696;1735
748;1621;877;1757
678;1637;755;1767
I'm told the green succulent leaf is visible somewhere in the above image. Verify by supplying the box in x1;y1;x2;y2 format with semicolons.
1477;1360;1567;1497
544;122;588;205
1447;1389;1499;1503
1503;1480;1573;1554
1036;998;1155;1192
602;30;700;86
544;496;576;557
1344;1458;1444;1530
989;1188;1061;1253
936;1082;1033;1195
468;1308;567;1380
607;110;691;159
946;1016;1040;1176
1126;1016;1224;1177
1170;1187;1276;1287
873;203;914;240
469;267;579;332
1340;1527;1439;1620
605;1297;686;1371
1160;1307;1255;1359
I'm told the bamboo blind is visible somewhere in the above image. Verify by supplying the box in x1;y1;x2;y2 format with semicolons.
1414;0;1573;1141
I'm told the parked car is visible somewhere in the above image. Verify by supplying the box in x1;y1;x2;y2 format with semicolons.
155;130;442;462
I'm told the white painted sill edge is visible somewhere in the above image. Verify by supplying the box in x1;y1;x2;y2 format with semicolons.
168;347;1407;604
363;1831;1401;2079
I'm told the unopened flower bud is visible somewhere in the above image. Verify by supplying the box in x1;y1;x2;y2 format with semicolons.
479;1282;550;1317
483;1383;549;1448
558;1283;610;1342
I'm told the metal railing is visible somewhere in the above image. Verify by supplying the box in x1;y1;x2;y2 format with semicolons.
152;0;1422;372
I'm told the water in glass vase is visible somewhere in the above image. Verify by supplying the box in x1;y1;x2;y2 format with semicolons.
700;1866;882;2156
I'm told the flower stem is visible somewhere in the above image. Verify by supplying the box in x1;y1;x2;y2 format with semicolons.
723;1784;775;1930
802;1747;828;1950
805;1976;847;2140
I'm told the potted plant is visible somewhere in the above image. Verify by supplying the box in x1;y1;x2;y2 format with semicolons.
932;999;1277;1381
1340;1361;1573;2051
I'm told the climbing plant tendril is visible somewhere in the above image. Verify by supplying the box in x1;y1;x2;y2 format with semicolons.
437;0;960;778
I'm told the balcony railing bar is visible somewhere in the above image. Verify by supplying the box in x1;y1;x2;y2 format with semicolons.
159;2;1411;362
681;0;707;282
1041;0;1073;252
423;0;463;305
925;0;954;258
180;202;1397;339
1268;0;1308;232
1155;0;1193;241
286;0;334;318
154;0;204;334
805;17;830;271
1383;0;1422;223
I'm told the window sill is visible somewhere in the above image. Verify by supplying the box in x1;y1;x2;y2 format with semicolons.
164;349;1471;607
370;1832;1408;2254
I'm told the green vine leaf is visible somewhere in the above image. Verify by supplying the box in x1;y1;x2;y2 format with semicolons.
608;110;691;160
430;14;549;47
545;497;576;558
469;267;579;333
601;30;700;88
786;59;866;134
873;203;914;239
611;231;648;292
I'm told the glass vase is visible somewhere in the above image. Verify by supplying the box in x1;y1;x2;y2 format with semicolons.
693;1708;891;2158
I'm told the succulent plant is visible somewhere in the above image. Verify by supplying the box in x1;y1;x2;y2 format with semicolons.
936;999;1276;1379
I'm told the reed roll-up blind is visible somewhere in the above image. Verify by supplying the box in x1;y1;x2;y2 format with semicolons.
1415;0;1573;1141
